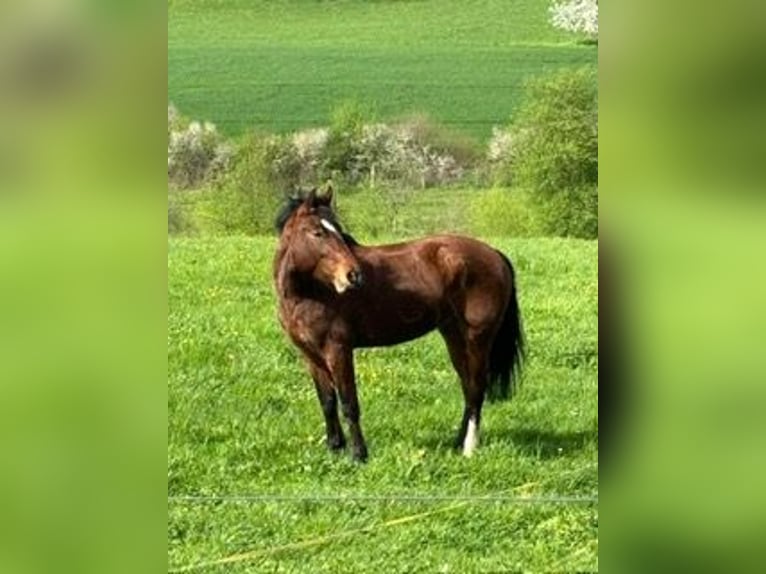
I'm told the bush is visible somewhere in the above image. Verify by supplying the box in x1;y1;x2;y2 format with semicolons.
167;105;233;189
214;131;300;234
536;184;598;239
292;128;329;185
511;67;597;194
353;122;427;188
549;0;598;38
395;113;481;171
470;188;542;237
168;193;194;234
167;104;185;139
486;126;516;186
322;101;368;183
319;104;473;189
391;116;469;188
506;67;598;238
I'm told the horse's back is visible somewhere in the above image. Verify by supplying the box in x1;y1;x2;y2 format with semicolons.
356;234;510;291
348;235;512;344
407;234;510;293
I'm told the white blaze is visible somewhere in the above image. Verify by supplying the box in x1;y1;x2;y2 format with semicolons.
321;218;351;293
320;218;340;235
463;416;479;457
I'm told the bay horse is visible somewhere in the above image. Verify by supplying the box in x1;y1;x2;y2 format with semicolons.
273;187;524;461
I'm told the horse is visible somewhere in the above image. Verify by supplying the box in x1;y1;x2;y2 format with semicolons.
273;187;524;461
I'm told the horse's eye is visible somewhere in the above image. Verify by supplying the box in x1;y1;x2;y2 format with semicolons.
311;228;325;238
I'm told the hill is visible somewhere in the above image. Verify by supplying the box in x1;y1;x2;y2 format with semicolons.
168;0;596;139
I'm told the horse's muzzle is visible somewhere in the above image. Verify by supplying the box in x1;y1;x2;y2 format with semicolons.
332;267;364;294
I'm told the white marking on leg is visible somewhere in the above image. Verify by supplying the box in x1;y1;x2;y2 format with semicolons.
320;218;340;236
463;416;479;457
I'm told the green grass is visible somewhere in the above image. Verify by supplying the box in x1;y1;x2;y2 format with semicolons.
168;0;596;139
168;234;598;571
168;2;598;569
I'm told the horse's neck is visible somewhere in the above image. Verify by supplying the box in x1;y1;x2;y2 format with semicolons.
274;244;294;293
276;243;314;301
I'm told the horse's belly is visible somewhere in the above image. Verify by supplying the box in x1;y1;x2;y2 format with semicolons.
354;307;438;347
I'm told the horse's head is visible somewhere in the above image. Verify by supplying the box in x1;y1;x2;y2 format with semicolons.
276;186;364;294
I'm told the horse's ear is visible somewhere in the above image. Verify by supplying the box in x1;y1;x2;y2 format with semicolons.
323;183;334;205
304;187;318;207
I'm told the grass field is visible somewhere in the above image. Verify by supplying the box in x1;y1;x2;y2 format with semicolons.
168;1;598;570
168;233;598;571
168;0;597;139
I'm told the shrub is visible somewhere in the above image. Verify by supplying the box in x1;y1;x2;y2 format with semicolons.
470;188;542;237
549;0;598;38
393;118;466;188
167;106;233;189
167;104;185;138
536;184;598;239
486;126;516;186
355;123;401;185
506;67;598;238
324;116;470;189
292;128;329;185
215;131;299;234
511;67;597;194
395;114;481;171
168;193;194;235
320;105;472;188
322;101;368;183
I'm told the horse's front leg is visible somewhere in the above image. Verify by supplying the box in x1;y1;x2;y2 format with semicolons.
304;357;346;451
326;344;368;462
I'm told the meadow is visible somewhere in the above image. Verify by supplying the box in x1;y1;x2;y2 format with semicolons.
168;1;598;570
168;230;598;572
168;0;596;139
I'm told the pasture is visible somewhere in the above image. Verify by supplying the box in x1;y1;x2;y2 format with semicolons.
168;232;598;571
168;0;597;139
168;1;598;569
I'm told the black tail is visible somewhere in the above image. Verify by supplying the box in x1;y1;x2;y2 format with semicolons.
488;251;525;401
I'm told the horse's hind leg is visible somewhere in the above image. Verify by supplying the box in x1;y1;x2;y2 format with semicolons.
461;331;492;456
304;357;346;451
440;323;491;457
440;323;476;454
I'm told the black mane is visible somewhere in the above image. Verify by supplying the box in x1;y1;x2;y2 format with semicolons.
275;195;304;233
274;192;359;246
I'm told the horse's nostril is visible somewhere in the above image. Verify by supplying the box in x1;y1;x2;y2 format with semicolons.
347;270;363;287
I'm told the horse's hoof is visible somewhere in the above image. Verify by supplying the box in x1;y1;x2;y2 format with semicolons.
327;435;346;451
351;445;368;463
